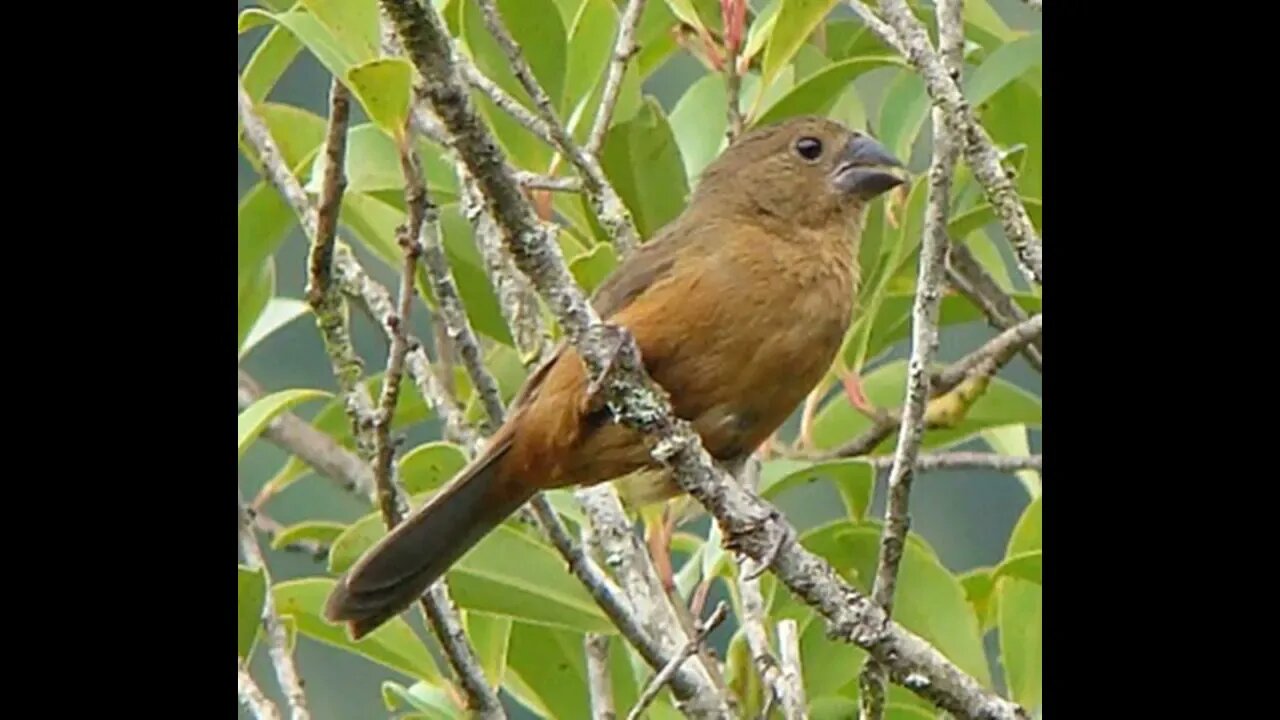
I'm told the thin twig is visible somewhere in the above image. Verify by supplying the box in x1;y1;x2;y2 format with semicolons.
586;634;617;720
237;370;375;500
821;314;1042;460
945;243;1043;370
513;170;582;193
239;495;311;720
473;0;641;254
859;0;962;714
586;0;647;157
776;619;807;720
735;456;792;715
721;0;747;142
625;602;729;720
238;661;283;720
870;452;1042;474
381;1;1025;716
861;0;1043;286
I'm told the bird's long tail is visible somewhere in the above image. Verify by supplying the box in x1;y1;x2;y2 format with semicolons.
324;443;532;640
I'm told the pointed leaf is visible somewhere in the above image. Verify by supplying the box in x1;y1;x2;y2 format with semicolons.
465;612;512;687
965;33;1041;107
238;389;331;457
599;98;689;238
997;497;1042;708
238;258;276;353
346;58;414;140
382;681;460;719
241;297;310;360
754;55;902;127
761;0;837;93
241;24;302;103
273;578;443;683
761;459;875;521
238;565;267;660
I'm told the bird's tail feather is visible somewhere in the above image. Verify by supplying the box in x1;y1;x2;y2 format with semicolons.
324;444;531;639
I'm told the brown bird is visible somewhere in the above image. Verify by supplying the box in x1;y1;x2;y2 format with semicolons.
324;116;906;639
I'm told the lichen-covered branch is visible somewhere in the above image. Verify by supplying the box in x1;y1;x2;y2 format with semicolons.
625;602;730;720
238;661;282;720
849;0;1043;286
859;1;963;715
776;619;807;720
380;1;1025;716
238;496;311;720
585;634;616;720
735;457;799;717
474;0;641;255
459;164;553;365
586;0;647;157
871;451;1041;474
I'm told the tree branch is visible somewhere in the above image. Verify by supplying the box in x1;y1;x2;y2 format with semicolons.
585;633;616;720
380;1;1026;715
238;661;282;720
239;495;311;720
870;451;1041;474
625;602;729;720
850;0;1043;286
776;619;807;720
474;0;641;254
859;0;962;714
586;0;647;157
237;370;375;500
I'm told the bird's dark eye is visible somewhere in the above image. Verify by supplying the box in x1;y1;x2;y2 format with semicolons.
795;136;823;161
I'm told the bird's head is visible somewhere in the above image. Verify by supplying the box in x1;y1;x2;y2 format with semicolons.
692;115;907;230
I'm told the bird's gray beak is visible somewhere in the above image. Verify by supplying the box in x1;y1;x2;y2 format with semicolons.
832;135;907;199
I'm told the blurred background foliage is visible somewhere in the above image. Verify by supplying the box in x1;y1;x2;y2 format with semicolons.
238;0;1041;717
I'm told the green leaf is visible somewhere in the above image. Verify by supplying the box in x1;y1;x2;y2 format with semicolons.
670;73;728;182
448;525;615;632
997;497;1042;709
981;78;1042;199
462;0;567;111
982;425;1041;498
760;0;838;94
568;242;618;295
662;0;704;30
270;521;348;552
965;33;1041;107
861;292;1042;365
963;0;1015;43
274;578;443;682
948;197;1043;241
241;24;302;103
599;97;689;239
504;622;592;720
238;258;276;354
399;441;469;495
299;0;380;62
810;358;1042;451
238;103;326;283
346;58;414;140
238;388;331;457
742;0;782;63
330;516;614;633
240;297;310;360
305;124;460;200
262;372;433;498
465;612;512;687
754;56;902;127
878;69;929;166
561;0;618;120
632;0;679;78
238;7;364;81
959;567;997;633
761;459;875;521
238;565;267;660
382;681;460;719
800;522;992;686
994;550;1041;585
